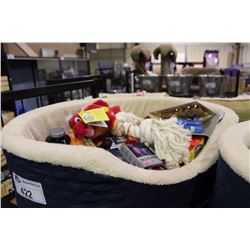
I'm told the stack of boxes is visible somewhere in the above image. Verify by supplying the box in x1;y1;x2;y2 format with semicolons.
1;150;7;167
1;75;15;127
1;149;14;199
1;111;15;126
1;76;10;91
1;178;13;198
1;76;15;200
224;68;249;95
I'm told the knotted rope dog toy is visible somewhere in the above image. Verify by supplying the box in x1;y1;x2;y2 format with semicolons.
112;112;191;168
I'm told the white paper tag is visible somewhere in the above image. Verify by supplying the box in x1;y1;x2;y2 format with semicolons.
88;121;108;127
13;172;47;205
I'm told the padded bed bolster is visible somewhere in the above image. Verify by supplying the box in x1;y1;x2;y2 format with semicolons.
201;96;250;122
212;121;250;207
212;156;250;208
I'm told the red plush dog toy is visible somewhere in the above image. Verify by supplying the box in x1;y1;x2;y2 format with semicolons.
69;100;120;143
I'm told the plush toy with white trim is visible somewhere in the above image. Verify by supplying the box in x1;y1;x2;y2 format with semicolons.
112;112;192;169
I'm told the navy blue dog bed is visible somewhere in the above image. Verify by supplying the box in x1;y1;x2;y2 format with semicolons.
212;156;250;208
4;151;218;208
1;96;239;208
212;121;250;208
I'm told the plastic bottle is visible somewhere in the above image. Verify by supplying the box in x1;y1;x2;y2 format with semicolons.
46;128;71;145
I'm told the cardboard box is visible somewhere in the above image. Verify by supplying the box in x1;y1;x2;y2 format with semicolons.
1;178;13;198
1;85;10;91
226;77;237;93
1;76;10;91
2;111;15;125
225;76;247;95
40;48;58;57
1;153;7;167
238;77;247;94
1;76;8;81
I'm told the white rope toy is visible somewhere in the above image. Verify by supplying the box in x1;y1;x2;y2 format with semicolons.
113;112;192;169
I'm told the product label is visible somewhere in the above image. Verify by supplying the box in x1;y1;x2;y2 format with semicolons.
82;138;96;147
78;107;110;123
88;121;108;127
170;80;181;87
12;172;47;205
206;82;216;88
119;143;163;168
143;79;151;86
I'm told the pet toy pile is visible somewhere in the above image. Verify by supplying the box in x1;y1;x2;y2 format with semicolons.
46;100;221;170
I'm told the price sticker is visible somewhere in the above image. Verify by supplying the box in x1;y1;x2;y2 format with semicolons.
78;107;110;123
13;172;46;205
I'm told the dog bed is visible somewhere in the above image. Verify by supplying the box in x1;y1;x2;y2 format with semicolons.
212;121;250;208
201;95;250;122
1;96;238;207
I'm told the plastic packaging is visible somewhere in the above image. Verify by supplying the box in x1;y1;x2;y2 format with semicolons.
177;118;203;134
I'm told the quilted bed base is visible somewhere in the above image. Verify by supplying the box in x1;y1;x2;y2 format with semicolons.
211;155;250;208
5;151;217;208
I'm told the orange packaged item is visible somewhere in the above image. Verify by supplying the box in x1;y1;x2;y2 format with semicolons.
69;131;96;147
69;131;85;145
189;136;205;161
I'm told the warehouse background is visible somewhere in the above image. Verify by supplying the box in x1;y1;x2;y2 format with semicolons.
3;43;250;75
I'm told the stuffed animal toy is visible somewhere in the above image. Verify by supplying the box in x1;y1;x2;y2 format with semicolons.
130;45;151;75
69;100;120;144
153;44;177;75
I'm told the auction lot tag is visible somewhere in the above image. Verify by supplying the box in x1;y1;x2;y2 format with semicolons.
78;107;110;123
12;172;47;205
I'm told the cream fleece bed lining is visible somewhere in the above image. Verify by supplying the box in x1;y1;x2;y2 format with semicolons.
219;121;250;183
1;96;239;185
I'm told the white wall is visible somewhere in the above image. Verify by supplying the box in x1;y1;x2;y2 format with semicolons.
241;43;250;64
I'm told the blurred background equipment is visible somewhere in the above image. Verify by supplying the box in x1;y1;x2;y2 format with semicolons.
165;74;193;97
203;50;219;68
138;75;162;92
153;44;177;74
198;75;228;97
130;45;151;75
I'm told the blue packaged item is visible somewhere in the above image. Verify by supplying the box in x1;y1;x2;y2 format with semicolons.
177;118;203;134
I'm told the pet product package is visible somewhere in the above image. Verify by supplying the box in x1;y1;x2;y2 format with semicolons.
189;136;205;161
108;147;129;163
119;143;164;169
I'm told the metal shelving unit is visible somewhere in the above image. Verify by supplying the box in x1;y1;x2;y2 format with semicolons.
0;44;99;207
1;44;16;207
2;44;92;115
